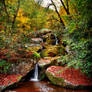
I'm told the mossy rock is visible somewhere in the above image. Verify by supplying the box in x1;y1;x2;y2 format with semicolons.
27;45;42;52
38;56;60;68
40;45;65;57
40;46;58;57
46;66;92;89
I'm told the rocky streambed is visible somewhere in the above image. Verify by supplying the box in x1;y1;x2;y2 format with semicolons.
1;29;92;91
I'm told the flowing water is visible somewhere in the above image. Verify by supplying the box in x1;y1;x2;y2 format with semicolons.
30;63;39;82
55;35;58;45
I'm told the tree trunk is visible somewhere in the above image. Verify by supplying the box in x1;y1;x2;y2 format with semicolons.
60;0;70;15
12;0;20;29
2;0;10;23
51;0;65;28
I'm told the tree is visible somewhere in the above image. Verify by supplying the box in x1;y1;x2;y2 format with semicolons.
12;0;20;29
59;0;70;15
1;0;21;32
47;0;65;28
46;0;72;28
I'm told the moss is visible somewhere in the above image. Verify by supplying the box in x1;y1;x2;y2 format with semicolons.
46;71;90;89
40;45;59;57
46;71;65;86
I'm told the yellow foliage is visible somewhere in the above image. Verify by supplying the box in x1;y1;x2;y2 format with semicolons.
59;7;67;16
59;0;78;26
18;17;29;24
17;9;23;17
16;8;30;33
17;9;30;24
6;0;18;5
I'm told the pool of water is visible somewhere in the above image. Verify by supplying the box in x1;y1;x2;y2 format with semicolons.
6;81;92;92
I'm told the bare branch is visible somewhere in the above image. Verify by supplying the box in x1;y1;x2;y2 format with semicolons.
47;3;53;9
66;0;69;12
50;0;65;28
60;0;70;15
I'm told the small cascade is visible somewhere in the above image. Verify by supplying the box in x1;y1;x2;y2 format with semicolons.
55;35;58;45
30;63;39;81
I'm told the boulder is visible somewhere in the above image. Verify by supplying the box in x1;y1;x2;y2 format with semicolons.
36;28;52;37
0;74;22;90
9;60;34;76
40;45;58;57
46;66;92;89
38;57;60;68
42;33;56;45
0;48;35;75
31;38;43;43
25;43;42;53
40;45;65;57
38;58;51;68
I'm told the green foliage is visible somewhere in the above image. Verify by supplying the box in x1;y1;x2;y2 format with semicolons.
33;51;41;59
59;39;92;77
0;0;55;50
0;60;11;73
71;0;92;29
57;0;92;77
0;0;92;78
20;0;51;31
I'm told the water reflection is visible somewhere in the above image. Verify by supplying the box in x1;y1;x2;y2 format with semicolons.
6;81;92;92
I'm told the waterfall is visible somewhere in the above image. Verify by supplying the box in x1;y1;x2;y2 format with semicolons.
30;63;39;81
55;35;58;45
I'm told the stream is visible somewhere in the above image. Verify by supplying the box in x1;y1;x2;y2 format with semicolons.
2;33;92;92
6;81;91;92
4;59;92;92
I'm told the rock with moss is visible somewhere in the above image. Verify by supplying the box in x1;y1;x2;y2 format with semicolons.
46;66;92;89
43;33;56;45
40;45;65;57
25;44;42;52
38;56;60;68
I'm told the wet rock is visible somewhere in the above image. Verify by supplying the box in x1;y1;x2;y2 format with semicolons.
31;38;43;43
46;66;92;89
38;58;51;68
9;59;34;76
38;57;60;68
36;29;52;37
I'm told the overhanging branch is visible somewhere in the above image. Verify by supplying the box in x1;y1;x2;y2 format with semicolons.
50;0;65;28
60;0;70;15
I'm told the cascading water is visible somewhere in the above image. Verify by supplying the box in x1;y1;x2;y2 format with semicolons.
55;35;58;45
30;38;43;82
30;63;39;81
